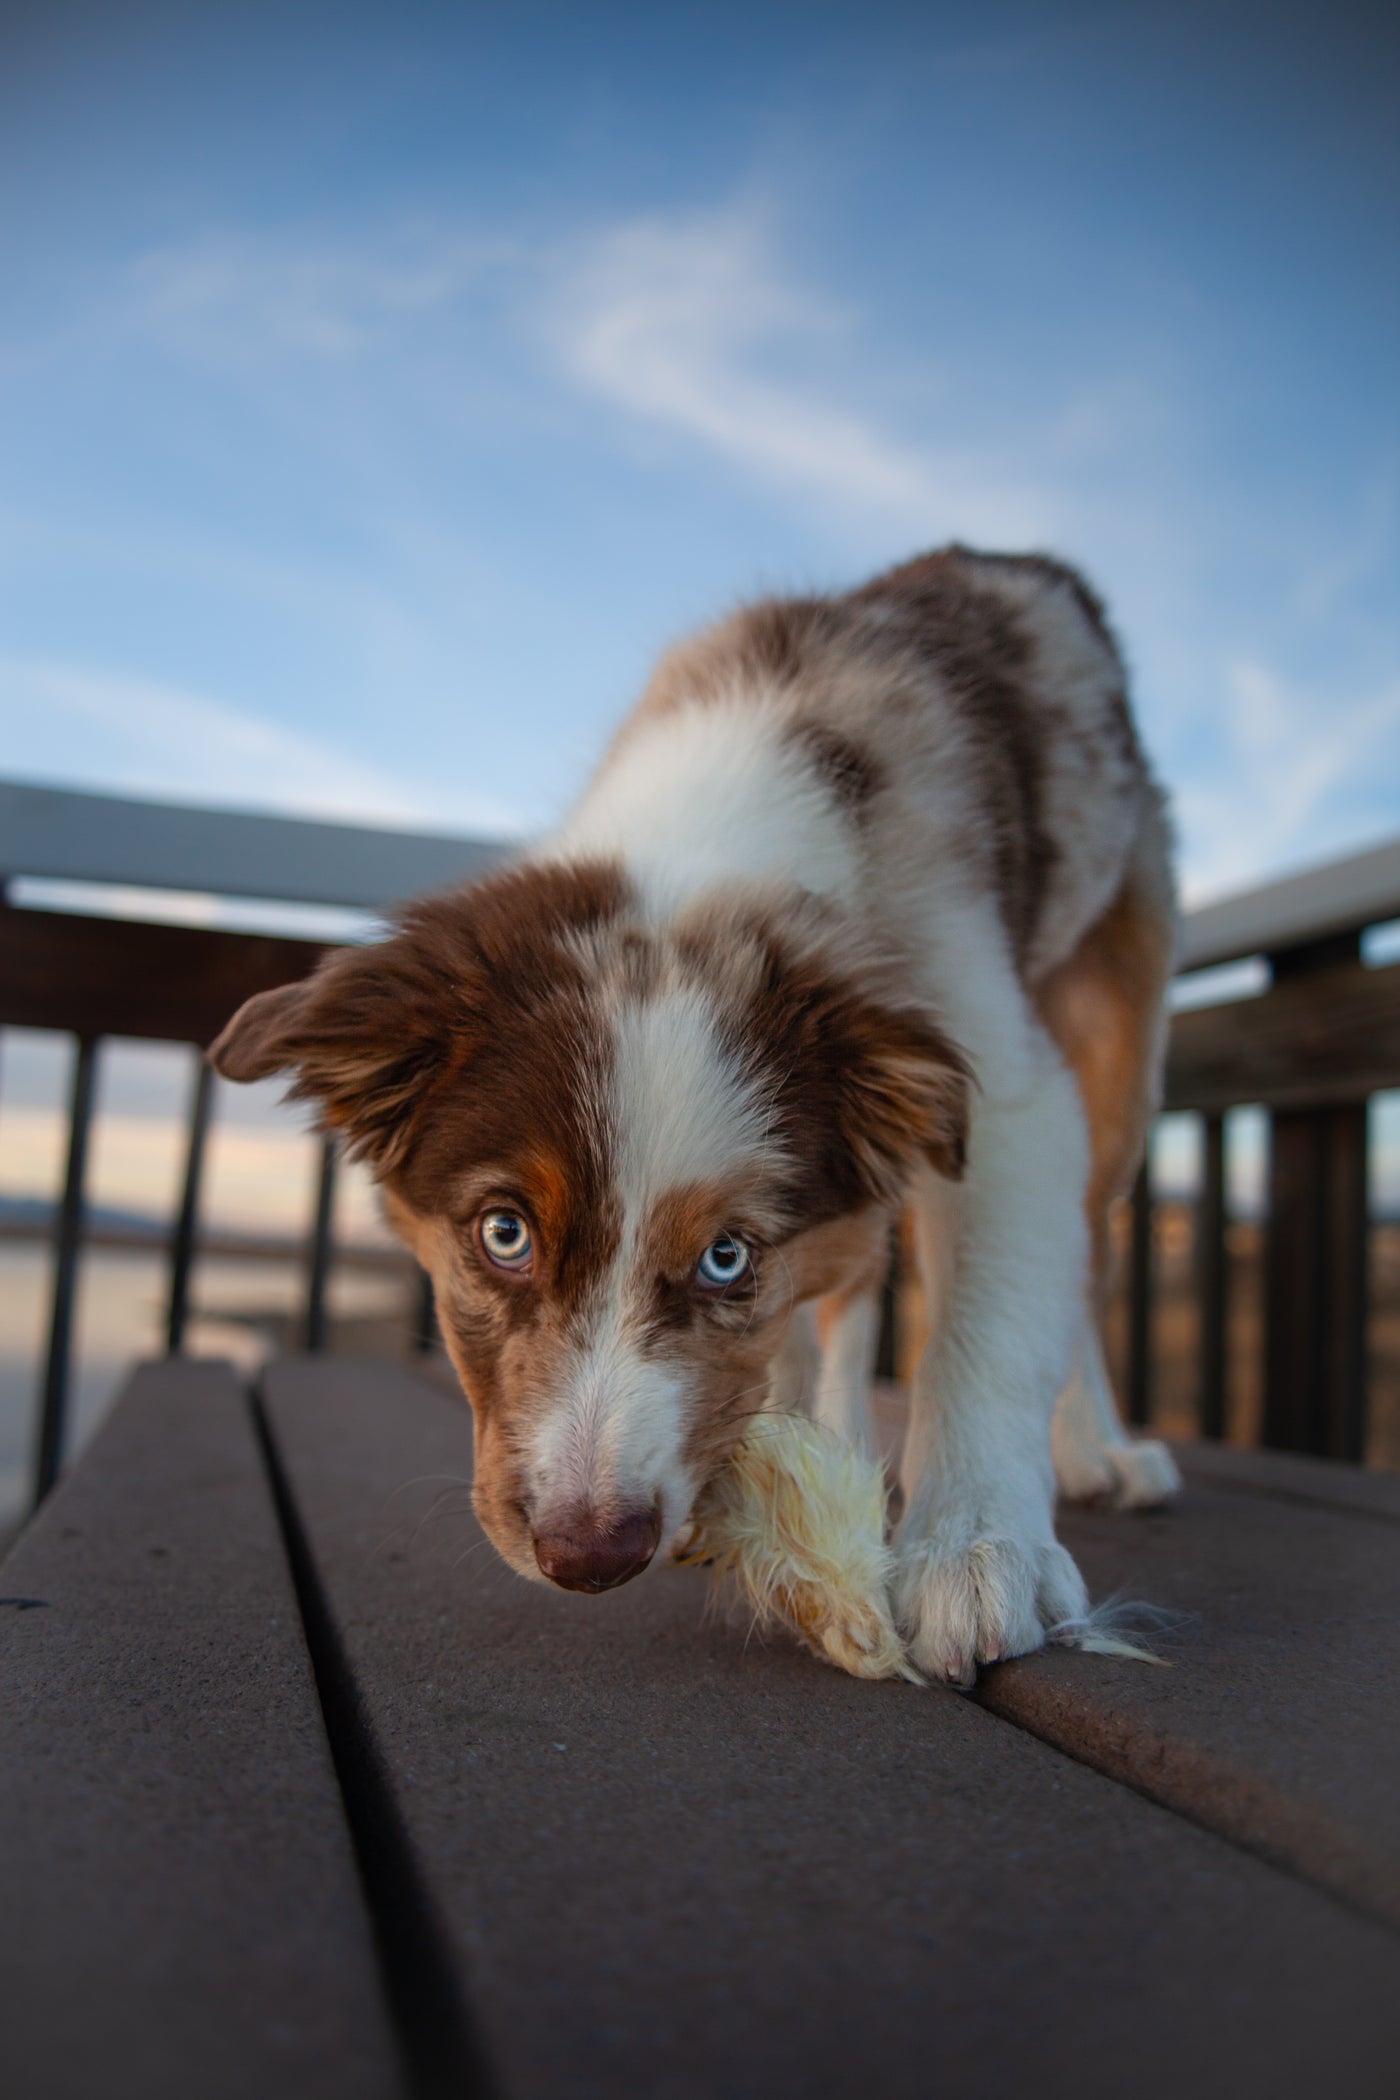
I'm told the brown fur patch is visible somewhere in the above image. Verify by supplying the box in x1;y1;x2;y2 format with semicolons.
637;595;847;718
846;547;1062;964
786;721;884;815
672;895;970;1215
209;857;628;1176
1034;860;1175;1307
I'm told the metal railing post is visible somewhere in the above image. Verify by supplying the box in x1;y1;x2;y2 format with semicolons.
1263;1102;1368;1459
1197;1112;1228;1439
1261;934;1370;1460
304;1135;338;1353
412;1269;438;1355
32;1036;99;1505
1127;1162;1153;1428
166;1056;214;1353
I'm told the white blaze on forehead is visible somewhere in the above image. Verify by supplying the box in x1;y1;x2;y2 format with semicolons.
612;982;773;1209
525;984;773;1536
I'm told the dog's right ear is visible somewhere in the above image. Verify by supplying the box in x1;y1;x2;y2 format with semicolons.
208;933;462;1170
211;858;630;1171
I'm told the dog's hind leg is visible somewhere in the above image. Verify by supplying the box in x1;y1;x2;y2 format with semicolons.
1036;827;1181;1507
811;1285;883;1461
794;1209;891;1459
767;1304;819;1418
1053;1320;1183;1508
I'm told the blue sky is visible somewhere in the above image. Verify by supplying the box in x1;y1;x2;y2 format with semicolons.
3;0;1397;901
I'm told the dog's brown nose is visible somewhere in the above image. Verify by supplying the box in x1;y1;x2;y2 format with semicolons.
534;1506;661;1593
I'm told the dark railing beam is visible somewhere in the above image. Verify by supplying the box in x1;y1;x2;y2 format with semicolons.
1126;1164;1153;1428
32;1036;99;1506
1264;1103;1369;1460
304;1136;338;1354
874;1222;900;1382
0;899;328;1048
1261;931;1371;1461
166;1057;215;1353
1197;1112;1228;1440
412;1269;438;1356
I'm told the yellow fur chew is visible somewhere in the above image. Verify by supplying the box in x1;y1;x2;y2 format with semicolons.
677;1414;922;1684
679;1415;1172;1683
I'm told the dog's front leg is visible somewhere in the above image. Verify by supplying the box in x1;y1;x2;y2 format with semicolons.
894;1034;1091;1685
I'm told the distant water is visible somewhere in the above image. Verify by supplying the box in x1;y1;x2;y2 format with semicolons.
0;1244;411;1534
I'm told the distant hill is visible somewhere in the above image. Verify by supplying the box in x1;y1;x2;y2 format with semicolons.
0;1194;162;1238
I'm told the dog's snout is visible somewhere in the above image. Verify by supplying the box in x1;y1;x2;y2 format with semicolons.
534;1505;661;1593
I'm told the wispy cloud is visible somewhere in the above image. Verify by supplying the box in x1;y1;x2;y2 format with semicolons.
1176;657;1400;901
124;226;513;366
22;207;1400;901
0;657;519;833
547;209;1061;543
116;208;1124;553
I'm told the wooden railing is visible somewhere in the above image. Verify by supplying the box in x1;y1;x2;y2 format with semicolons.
1148;836;1400;1460
3;779;1399;1506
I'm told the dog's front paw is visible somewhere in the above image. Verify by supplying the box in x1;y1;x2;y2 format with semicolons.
894;1533;1088;1688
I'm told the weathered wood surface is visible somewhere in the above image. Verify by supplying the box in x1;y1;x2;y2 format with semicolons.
260;1357;1400;2100
983;1446;1400;1931
1164;953;1400;1111
0;777;504;910
0;899;328;1046
0;1360;403;2100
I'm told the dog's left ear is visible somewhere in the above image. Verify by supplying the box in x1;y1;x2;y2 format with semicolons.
733;917;973;1205
208;931;463;1169
836;999;971;1197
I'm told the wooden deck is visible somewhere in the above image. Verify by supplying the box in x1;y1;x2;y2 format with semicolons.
3;1357;1399;2099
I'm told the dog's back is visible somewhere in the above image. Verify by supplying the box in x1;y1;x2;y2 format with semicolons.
571;543;1170;989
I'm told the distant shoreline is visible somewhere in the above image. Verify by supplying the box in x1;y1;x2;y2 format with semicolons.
0;1207;411;1270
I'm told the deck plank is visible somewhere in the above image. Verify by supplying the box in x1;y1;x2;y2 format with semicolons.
978;1446;1400;1931
0;1359;405;2100
263;1358;1400;2100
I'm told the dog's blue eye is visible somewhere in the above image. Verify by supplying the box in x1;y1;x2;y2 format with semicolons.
697;1235;750;1288
480;1209;533;1270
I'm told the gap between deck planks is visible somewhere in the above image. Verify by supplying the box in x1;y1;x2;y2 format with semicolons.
259;1356;1400;2100
979;1456;1400;1933
867;1383;1400;1932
